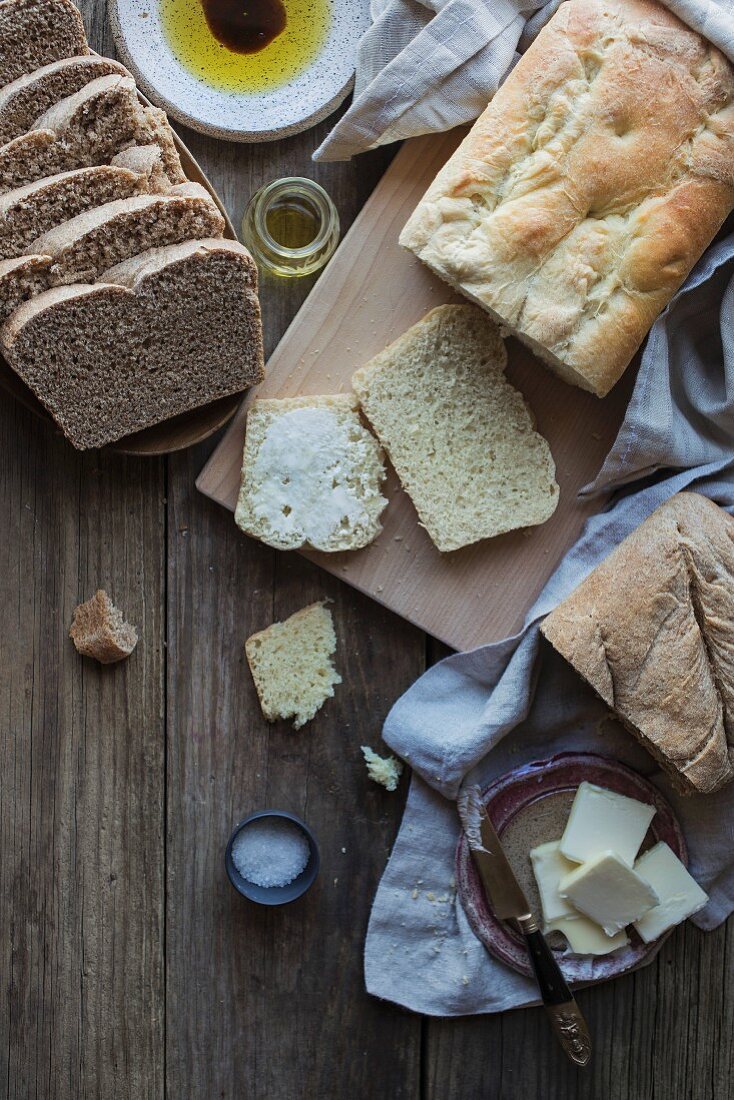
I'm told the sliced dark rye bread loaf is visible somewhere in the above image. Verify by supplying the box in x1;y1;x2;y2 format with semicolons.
29;183;225;284
1;239;264;449
0;254;48;319
0;155;161;261
0;74;185;195
0;55;129;145
0;0;88;86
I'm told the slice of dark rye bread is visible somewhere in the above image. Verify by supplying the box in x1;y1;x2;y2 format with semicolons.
0;0;88;86
0;74;185;195
0;156;160;261
0;183;225;315
0;55;129;145
30;183;225;284
1;239;264;449
0;254;48;319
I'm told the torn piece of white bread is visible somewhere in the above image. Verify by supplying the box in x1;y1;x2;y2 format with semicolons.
235;394;387;552
245;602;341;730
361;746;403;791
352;304;559;552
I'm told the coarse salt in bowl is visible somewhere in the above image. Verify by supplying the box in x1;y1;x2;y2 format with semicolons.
225;810;320;905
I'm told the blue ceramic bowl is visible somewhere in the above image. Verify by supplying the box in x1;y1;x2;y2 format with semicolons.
225;810;320;906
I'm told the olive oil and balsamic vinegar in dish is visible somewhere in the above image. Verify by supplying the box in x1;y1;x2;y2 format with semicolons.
160;0;331;93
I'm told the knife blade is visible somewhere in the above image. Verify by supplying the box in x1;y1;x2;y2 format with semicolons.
457;786;592;1067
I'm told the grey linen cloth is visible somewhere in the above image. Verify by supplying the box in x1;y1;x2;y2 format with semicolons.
366;462;734;1016
314;0;734;162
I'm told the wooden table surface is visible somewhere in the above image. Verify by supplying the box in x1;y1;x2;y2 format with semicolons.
1;3;732;1097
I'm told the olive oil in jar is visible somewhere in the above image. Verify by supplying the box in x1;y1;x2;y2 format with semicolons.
242;178;340;278
160;0;331;94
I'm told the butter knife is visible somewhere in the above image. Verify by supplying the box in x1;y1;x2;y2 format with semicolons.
458;786;592;1067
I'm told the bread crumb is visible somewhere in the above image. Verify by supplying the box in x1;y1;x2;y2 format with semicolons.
411;888;419;900
462;975;469;986
69;590;137;664
361;746;403;791
245;602;341;729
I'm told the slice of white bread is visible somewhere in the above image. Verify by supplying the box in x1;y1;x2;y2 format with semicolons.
1;238;263;448
0;253;48;320
0;55;128;145
0;0;88;87
0;75;185;195
69;589;138;664
29;183;225;285
352;304;560;552
0;160;156;261
235;394;387;551
245;602;341;729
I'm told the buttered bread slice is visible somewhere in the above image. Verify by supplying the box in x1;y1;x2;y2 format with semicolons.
235;394;388;552
1;238;264;448
352;304;559;552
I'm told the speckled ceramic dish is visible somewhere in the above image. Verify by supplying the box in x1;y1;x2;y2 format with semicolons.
456;753;686;985
109;0;370;141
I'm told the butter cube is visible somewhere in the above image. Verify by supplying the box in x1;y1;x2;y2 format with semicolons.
547;916;629;956
529;841;577;922
559;782;655;865
559;851;659;936
633;842;709;944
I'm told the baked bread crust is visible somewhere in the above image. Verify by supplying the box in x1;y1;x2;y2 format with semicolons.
541;493;734;795
400;0;734;397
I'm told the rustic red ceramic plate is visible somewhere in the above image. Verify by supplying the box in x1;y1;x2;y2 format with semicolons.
455;752;685;985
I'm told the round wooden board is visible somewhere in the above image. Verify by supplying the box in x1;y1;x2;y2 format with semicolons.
0;99;246;456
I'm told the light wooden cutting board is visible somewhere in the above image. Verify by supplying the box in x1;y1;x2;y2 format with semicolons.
197;129;636;652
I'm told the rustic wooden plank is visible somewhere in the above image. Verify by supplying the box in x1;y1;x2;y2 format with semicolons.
0;399;166;1099
424;918;734;1099
164;125;423;1096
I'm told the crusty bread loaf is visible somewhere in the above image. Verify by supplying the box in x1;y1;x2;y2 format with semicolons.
245;602;341;729
0;75;184;195
0;54;128;145
69;589;137;664
0;161;154;261
352;304;559;552
0;0;88;86
541;493;734;795
0;253;48;320
1;238;263;448
29;183;224;285
400;0;734;398
235;394;387;552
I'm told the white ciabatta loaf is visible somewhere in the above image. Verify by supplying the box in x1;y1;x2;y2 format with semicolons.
0;55;128;145
235;394;388;552
0;75;185;194
0;0;88;86
1;239;263;448
352;304;559;552
0;161;155;261
400;0;734;398
29;184;224;284
541;493;734;795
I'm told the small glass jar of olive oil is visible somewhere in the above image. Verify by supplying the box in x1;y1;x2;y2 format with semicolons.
241;177;340;278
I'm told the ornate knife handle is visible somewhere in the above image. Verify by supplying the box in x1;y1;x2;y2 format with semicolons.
517;916;592;1067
